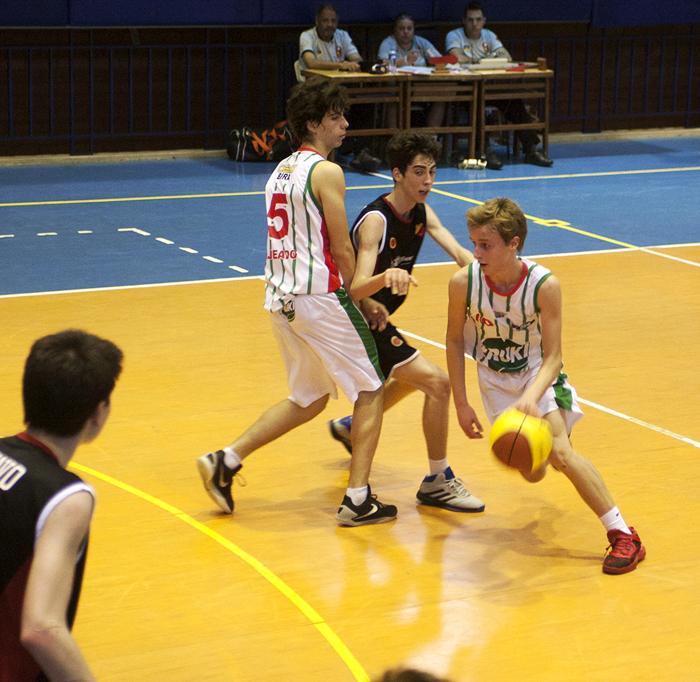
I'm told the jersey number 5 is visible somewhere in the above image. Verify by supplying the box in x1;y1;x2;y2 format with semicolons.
267;193;289;239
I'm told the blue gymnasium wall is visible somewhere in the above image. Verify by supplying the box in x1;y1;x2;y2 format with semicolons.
1;0;698;26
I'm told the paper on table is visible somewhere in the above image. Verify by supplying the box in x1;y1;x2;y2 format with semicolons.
397;65;434;74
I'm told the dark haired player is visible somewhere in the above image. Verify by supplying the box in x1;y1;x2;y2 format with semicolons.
198;78;396;527
330;131;485;512
1;329;123;681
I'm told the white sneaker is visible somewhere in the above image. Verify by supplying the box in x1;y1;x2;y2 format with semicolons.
416;467;485;513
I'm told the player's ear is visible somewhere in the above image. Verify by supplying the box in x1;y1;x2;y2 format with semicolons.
391;167;403;183
509;236;520;251
82;400;111;444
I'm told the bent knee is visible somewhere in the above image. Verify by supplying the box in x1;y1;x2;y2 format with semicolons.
425;369;451;401
548;439;575;471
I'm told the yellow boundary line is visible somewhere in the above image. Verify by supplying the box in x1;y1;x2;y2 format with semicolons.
1;166;698;208
428;188;638;248
68;461;370;682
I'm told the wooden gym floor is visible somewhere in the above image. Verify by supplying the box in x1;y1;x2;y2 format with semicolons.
1;134;699;681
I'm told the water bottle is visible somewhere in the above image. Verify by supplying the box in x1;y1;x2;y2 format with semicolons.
388;49;397;73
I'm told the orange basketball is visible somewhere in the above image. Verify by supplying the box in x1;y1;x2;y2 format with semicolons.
490;409;553;473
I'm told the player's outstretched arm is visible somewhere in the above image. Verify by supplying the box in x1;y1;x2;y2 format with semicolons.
349;214;418;301
446;268;483;439
513;275;564;416
21;491;97;682
424;205;474;267
311;160;356;288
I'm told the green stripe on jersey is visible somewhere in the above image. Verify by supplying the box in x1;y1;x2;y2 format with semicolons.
334;288;385;383
553;372;574;410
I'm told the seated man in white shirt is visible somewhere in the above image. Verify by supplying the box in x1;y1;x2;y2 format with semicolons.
295;3;381;173
378;13;445;129
295;3;361;82
446;1;553;169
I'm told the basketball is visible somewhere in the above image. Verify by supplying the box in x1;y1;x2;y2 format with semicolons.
489;409;553;473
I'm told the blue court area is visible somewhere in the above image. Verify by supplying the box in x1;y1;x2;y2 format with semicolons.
1;134;699;295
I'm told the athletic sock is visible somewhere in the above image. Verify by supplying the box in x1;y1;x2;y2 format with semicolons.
428;457;449;476
599;506;631;534
346;485;369;506
223;447;242;470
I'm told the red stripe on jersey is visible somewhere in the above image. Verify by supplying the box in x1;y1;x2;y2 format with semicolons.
1;559;42;682
319;215;342;292
17;432;59;463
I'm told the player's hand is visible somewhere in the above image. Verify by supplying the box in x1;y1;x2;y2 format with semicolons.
512;395;543;418
407;49;420;65
341;61;361;72
360;298;390;332
457;404;484;439
383;268;418;296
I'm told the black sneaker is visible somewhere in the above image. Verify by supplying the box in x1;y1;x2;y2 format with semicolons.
336;485;397;526
485;150;503;170
349;148;381;173
196;450;243;514
524;149;553;167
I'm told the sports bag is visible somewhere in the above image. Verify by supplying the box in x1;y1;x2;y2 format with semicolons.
227;121;296;162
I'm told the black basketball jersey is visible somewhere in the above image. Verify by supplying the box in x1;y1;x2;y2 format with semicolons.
350;194;427;315
0;433;94;682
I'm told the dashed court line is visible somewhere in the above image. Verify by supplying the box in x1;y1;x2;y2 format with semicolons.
2;166;698;262
1;166;698;209
0;226;249;273
117;228;249;272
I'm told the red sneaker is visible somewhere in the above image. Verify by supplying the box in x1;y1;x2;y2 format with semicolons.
603;527;646;574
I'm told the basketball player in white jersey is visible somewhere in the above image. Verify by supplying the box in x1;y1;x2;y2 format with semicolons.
197;78;396;526
446;197;645;573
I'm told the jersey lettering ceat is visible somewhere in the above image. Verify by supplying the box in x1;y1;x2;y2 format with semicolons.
264;148;342;313
462;258;552;373
351;194;426;315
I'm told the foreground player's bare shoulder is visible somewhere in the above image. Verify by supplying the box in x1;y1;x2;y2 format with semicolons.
536;273;562;313
449;263;471;292
310;158;345;193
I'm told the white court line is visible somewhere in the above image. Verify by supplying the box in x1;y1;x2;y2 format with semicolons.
398;329;700;451
0;275;264;299
2;255;697;450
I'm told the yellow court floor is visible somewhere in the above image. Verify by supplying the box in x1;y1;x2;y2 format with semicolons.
1;247;699;682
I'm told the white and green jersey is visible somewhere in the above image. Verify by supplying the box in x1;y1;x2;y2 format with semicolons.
264;148;342;313
463;258;552;373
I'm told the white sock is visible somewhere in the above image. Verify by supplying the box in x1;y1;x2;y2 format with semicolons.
429;457;449;476
223;447;242;470
346;485;368;506
599;506;630;534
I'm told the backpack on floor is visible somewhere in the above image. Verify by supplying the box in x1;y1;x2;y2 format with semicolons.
227;121;296;162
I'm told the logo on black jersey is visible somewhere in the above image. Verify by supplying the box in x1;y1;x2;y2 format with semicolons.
0;453;27;491
389;237;397;249
391;335;404;347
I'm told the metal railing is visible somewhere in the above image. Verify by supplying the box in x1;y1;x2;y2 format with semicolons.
2;26;698;155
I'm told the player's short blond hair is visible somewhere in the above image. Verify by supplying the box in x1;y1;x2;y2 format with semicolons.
466;196;527;253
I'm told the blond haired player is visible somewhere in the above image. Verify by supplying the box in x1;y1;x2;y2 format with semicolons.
445;197;645;573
